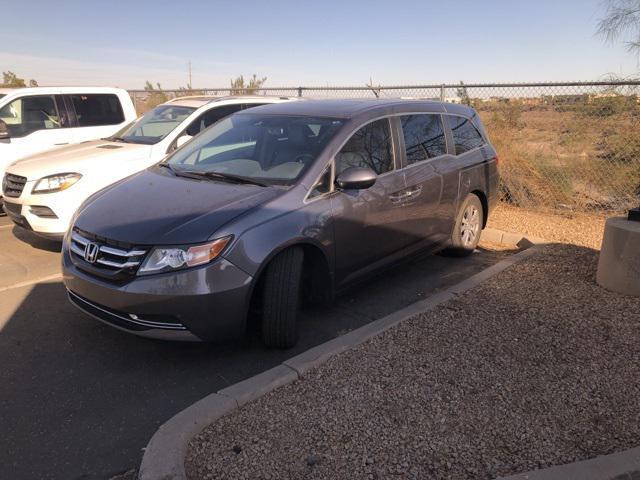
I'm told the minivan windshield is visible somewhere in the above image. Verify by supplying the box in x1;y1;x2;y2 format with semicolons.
166;114;345;186
112;105;196;145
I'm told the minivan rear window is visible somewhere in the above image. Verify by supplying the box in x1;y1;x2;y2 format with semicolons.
446;115;484;155
70;94;125;127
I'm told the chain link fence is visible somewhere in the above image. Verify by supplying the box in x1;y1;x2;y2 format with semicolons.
128;81;640;214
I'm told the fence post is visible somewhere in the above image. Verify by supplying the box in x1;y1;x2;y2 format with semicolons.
440;84;445;102
298;87;303;98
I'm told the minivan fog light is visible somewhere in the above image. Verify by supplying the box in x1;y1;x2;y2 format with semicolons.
138;236;232;275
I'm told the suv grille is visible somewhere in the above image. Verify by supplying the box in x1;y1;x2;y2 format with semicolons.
69;229;148;281
2;173;27;198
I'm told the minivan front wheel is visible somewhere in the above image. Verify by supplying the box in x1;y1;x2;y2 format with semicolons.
444;194;483;257
262;246;304;348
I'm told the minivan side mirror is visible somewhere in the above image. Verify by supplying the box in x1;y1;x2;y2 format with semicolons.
0;120;9;139
176;134;192;149
335;166;377;190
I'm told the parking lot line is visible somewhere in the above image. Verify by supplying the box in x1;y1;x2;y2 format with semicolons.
0;273;63;293
0;224;13;230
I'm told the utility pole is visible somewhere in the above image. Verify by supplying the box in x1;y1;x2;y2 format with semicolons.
188;61;192;89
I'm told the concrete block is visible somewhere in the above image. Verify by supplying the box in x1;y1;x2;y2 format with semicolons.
597;217;640;296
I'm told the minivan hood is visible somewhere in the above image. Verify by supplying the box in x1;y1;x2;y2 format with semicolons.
74;167;282;245
7;140;150;179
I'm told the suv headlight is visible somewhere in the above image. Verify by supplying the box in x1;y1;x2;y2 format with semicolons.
33;173;82;194
138;236;232;275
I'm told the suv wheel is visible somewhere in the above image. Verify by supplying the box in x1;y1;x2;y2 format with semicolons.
262;247;304;348
444;194;483;257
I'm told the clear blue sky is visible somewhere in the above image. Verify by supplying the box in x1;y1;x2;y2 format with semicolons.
0;0;637;88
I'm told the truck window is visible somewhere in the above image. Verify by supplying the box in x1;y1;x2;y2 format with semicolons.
70;94;125;127
0;95;64;137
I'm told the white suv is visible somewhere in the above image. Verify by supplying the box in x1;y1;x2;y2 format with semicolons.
0;87;136;179
2;95;295;239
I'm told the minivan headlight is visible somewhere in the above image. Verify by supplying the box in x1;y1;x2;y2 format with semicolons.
33;173;82;194
137;236;232;275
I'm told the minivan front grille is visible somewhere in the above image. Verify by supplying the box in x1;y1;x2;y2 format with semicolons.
2;173;27;198
69;229;148;281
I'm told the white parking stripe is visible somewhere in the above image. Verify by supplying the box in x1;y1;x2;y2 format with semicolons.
0;224;13;230
0;273;63;293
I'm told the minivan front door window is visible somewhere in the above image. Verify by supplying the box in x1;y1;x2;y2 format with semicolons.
335;118;394;175
0;95;63;137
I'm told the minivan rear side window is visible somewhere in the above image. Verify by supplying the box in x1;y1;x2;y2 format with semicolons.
70;94;124;127
335;118;394;175
446;115;484;155
400;114;446;164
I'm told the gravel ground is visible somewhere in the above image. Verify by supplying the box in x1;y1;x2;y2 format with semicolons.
186;244;640;479
487;204;607;249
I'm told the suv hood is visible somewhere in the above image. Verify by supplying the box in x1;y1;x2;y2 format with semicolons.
74;167;282;245
6;140;151;179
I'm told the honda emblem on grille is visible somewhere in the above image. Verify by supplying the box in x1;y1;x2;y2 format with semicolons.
84;242;100;263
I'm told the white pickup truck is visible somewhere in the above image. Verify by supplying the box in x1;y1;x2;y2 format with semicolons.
0;86;137;181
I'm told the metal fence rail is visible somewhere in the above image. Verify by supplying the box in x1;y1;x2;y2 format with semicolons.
128;82;640;214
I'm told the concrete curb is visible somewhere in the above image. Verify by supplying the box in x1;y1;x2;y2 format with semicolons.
481;227;547;248
139;234;541;480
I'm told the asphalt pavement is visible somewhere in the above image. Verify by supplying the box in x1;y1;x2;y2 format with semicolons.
0;219;512;480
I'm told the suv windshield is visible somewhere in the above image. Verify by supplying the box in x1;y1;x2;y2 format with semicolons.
166;114;345;186
113;105;196;145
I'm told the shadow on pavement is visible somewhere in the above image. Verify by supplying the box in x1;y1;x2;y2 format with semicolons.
11;226;62;253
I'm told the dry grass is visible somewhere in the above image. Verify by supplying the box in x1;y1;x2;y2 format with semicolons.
479;102;640;213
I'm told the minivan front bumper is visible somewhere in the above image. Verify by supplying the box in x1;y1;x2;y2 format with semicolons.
62;247;254;342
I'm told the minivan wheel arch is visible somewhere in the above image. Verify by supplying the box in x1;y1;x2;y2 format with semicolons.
242;240;334;328
471;189;488;229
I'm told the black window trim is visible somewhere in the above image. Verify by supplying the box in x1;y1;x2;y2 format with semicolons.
304;161;335;203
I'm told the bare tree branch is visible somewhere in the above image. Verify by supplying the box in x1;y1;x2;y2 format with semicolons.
597;0;640;54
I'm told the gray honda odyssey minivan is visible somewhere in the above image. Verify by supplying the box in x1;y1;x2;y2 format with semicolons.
62;99;499;348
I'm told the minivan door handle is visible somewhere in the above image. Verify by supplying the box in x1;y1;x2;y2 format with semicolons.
54;142;69;146
388;192;409;203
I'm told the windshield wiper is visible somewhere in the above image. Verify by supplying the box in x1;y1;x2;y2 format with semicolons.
110;136;130;143
175;169;270;187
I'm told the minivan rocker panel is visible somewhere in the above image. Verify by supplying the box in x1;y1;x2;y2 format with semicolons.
63;99;499;347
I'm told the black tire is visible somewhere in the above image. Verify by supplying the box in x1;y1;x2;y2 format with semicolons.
262;247;304;348
443;194;484;257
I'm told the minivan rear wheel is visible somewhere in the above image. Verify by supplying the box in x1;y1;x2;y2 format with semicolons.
262;246;304;348
444;194;483;257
